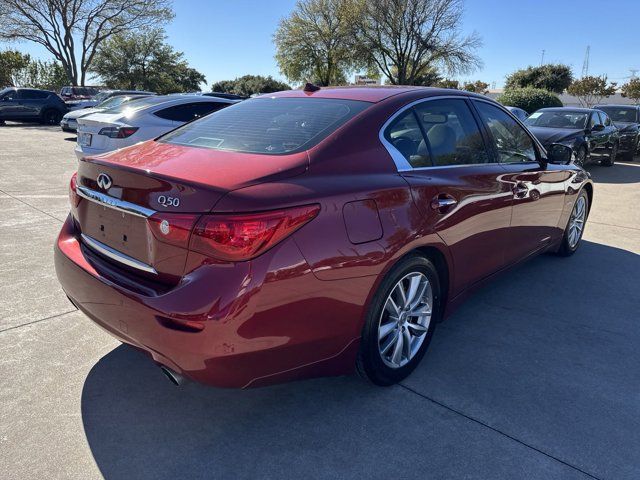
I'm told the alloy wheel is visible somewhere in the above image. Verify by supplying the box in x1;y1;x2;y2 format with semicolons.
378;272;433;369
568;195;587;248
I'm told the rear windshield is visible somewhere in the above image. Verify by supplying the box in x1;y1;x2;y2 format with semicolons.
159;97;371;155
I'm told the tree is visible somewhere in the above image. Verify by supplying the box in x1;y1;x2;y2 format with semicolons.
90;29;205;94
497;88;563;114
462;80;489;94
567;75;617;107
354;0;481;85
621;78;640;105
211;75;291;97
436;79;459;89
0;0;173;86
14;59;68;91
274;0;361;86
504;64;573;94
0;50;30;86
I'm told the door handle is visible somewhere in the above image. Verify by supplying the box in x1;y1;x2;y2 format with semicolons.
512;182;528;198
430;194;457;212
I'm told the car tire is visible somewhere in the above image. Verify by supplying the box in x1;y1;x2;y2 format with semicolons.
575;146;587;167
601;142;617;167
556;189;589;257
356;254;441;386
41;109;62;125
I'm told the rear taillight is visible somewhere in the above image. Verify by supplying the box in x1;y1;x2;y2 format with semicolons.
147;213;199;247
69;172;80;207
98;126;139;138
190;205;320;262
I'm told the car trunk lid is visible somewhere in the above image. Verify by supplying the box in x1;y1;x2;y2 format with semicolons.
74;140;308;283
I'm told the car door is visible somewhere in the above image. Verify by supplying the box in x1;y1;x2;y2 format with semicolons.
19;89;49;118
0;89;25;119
386;97;515;293
587;110;608;159
472;100;571;263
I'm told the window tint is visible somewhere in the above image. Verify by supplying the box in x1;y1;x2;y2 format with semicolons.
384;109;429;167
0;89;18;100
161;97;370;155
474;101;537;164
414;99;490;167
154;102;228;123
20;90;49;100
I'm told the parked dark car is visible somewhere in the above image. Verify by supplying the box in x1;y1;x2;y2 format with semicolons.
65;89;156;111
525;107;619;167
55;86;592;388
60;86;100;101
595;105;640;161
504;106;528;122
0;87;68;125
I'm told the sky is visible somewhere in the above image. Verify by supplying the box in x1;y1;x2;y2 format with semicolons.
3;0;640;88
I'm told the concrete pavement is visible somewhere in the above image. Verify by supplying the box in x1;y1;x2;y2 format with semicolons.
1;124;638;479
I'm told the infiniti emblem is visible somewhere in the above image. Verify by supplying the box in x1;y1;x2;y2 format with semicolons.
97;173;112;190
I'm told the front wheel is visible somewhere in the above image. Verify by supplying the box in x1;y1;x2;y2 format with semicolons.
557;189;589;257
601;143;617;167
575;146;587;167
357;255;441;386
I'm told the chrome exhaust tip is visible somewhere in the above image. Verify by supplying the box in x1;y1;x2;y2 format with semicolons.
160;366;185;386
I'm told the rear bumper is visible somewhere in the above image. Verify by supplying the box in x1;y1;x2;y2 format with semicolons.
54;215;364;388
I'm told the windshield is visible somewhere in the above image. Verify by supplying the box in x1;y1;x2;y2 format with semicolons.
597;107;637;123
160;97;371;155
92;91;111;103
525;111;588;129
100;95;176;115
96;95;139;109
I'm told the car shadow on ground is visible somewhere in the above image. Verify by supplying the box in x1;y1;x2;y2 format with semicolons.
587;159;640;184
80;240;640;479
1;122;60;131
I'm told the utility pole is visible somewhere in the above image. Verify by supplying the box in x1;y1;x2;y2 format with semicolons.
540;50;545;66
581;46;590;78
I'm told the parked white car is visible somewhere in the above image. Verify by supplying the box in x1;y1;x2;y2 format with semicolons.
66;89;155;111
74;95;238;160
60;94;150;132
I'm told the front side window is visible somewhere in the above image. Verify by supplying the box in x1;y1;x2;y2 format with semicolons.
475;101;537;164
414;99;490;166
599;111;612;126
161;97;370;155
589;111;602;128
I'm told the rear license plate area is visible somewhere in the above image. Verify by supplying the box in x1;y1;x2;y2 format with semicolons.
78;132;92;147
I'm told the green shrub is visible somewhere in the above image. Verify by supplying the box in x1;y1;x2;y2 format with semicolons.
497;88;563;114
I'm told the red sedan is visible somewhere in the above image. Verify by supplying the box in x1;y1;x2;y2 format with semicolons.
55;86;593;388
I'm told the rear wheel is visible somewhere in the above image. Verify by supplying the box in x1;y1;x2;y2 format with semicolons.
357;255;441;386
41;109;62;125
557;189;589;257
601;143;617;167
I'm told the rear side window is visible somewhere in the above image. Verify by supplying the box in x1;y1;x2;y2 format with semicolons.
21;90;49;100
161;97;371;154
154;102;228;123
474;101;537;164
384;98;490;168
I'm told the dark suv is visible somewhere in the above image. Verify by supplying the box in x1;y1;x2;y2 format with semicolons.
0;88;68;125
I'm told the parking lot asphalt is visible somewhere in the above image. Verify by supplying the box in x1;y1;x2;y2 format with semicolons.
0;123;638;480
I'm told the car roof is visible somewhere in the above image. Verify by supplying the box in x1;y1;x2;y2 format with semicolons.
538;107;593;113
264;86;467;103
596;104;640;109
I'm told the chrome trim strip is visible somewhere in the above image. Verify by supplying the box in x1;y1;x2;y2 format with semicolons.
81;234;157;274
77;186;156;218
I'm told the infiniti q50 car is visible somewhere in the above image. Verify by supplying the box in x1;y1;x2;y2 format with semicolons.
55;86;593;388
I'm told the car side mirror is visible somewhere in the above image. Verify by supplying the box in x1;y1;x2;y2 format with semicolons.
546;144;573;164
592;124;605;132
